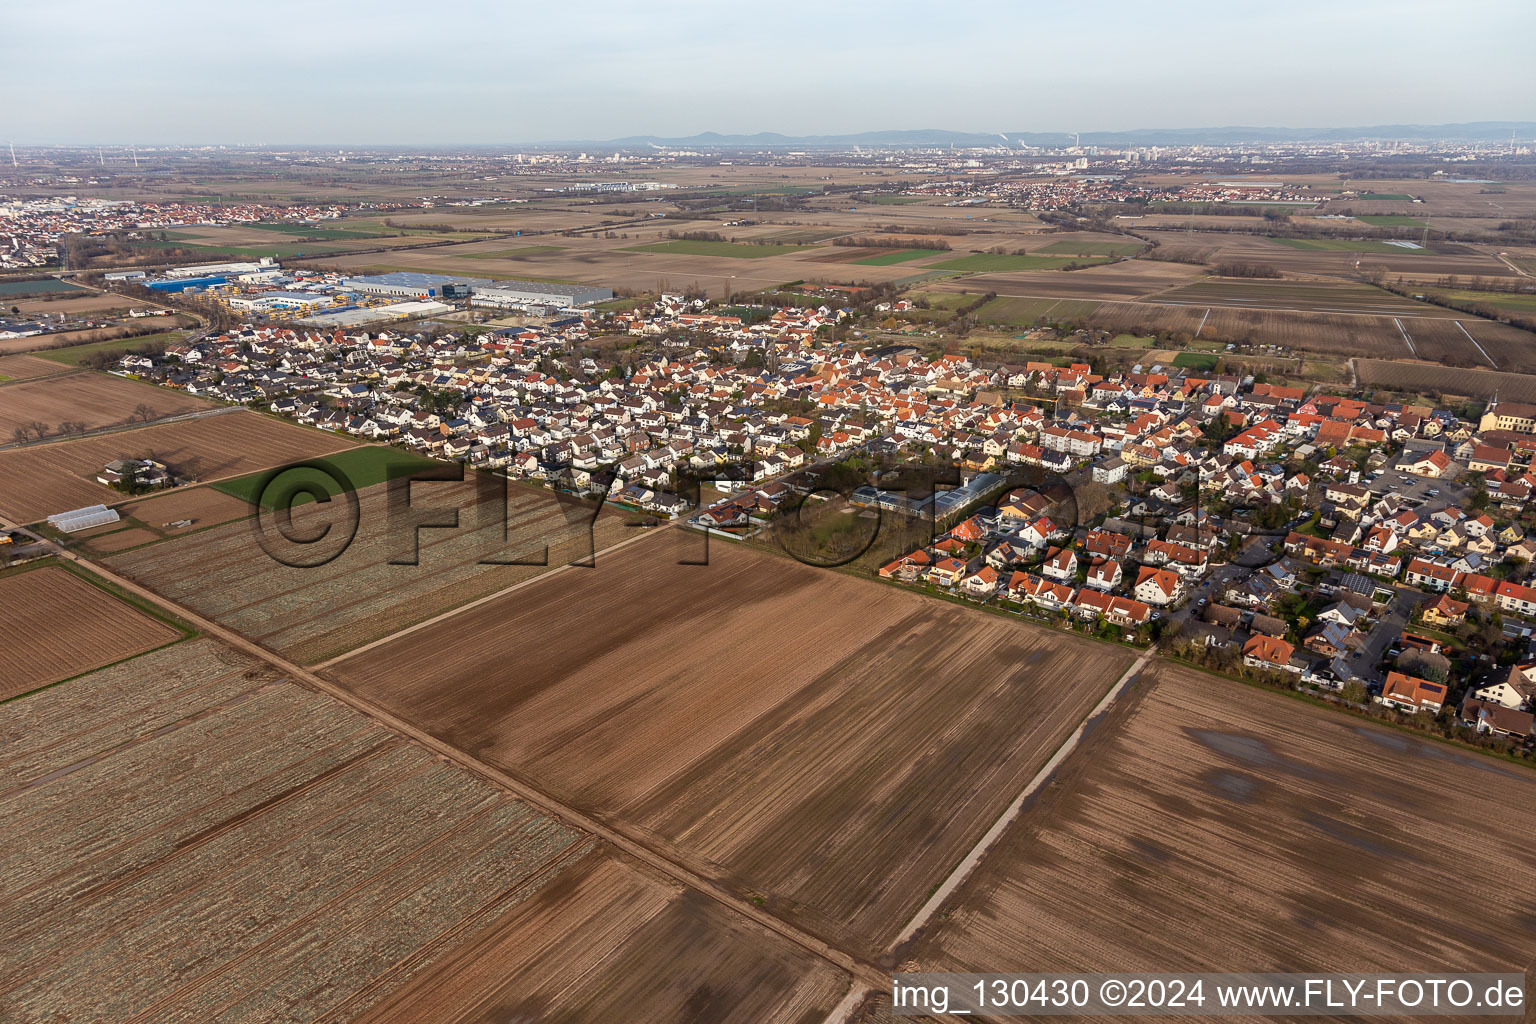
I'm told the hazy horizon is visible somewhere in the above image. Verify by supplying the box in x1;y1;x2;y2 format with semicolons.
7;0;1534;146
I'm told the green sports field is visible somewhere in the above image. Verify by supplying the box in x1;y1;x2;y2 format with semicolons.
213;446;446;508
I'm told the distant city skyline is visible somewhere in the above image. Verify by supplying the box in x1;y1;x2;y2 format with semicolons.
7;0;1533;146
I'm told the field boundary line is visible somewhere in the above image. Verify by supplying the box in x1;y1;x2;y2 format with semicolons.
1194;307;1210;338
313;519;672;670
1455;321;1497;367
885;644;1158;951
2;520;881;998
1393;317;1418;357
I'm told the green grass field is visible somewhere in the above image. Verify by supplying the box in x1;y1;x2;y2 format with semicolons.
861;195;926;205
852;248;949;266
1036;240;1145;257
1270;237;1430;254
1445;290;1536;312
1172;351;1220;370
212;445;446;508
1353;192;1414;201
39;331;187;365
928;253;1109;273
0;279;81;297
626;240;815;259
1356;215;1425;227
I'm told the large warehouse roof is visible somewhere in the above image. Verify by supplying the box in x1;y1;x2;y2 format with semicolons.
340;272;492;290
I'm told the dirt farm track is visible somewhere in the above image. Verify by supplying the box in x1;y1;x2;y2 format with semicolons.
328;532;1134;958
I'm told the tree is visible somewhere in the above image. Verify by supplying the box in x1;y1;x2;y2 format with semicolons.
131;403;156;423
1341;681;1369;705
1397;648;1451;684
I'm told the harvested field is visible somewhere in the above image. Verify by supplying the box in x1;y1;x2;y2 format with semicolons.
109;475;635;665
1142;230;1522;282
0;564;182;700
10;292;138;316
902;663;1536;988
1356;358;1536;402
935;260;1204;301
627;240;816;259
929;253;1102;273
1077;302;1536;369
0;354;71;381
0;410;355;523
1154;278;1447;316
327;535;1132;956
0;639;597;1024
79;526;162;553
0;371;213;436
1085;302;1207;338
1036;238;1146;257
118;483;253;531
352;846;848;1024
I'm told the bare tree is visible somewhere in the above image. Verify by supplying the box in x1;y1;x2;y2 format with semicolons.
27;421;49;439
131;403;157;423
11;427;30;444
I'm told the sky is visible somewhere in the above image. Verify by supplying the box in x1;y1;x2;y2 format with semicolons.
6;0;1534;145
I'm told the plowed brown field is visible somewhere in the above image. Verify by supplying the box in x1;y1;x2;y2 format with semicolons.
901;663;1536;993
327;534;1132;957
0;372;213;437
0;565;181;700
0;636;849;1024
0;354;70;381
0;410;355;523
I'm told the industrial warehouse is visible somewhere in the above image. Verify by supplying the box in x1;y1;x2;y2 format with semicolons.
103;262;615;329
338;271;613;311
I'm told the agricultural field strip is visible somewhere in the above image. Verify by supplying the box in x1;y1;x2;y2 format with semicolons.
887;644;1159;950
108;486;636;665
900;663;1536;997
310;512;673;670
324;539;1134;957
26;539;885;992
1;648;594;1021
0;565;184;701
941;284;1464;319
0;411;360;524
